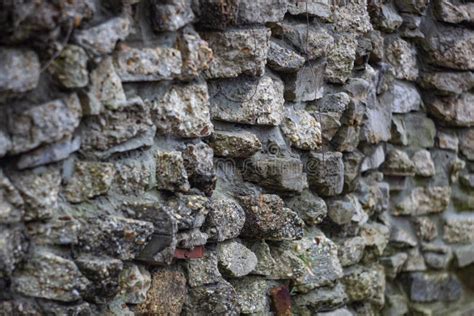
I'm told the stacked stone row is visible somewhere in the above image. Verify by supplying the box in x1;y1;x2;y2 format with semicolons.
0;0;472;315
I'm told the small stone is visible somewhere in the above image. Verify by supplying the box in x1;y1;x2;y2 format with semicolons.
113;44;182;81
325;34;358;84
27;216;81;246
307;151;344;197
230;277;273;315
183;142;216;195
400;14;425;39
0;129;11;158
460;174;474;190
434;0;474;24
283;62;325;102
64;161;115;203
154;81;213;138
402;248;427;272
426;93;474;127
413;217;438;241
136;267;187;315
413;150;436;177
241;154;308;193
8;95;81;155
396;113;436;147
177;26;213;80
151;0;194;31
78;216;154;260
204;197;246;242
287;0;332;20
395;0;429;14
422;243;452;269
185;249;222;287
361;144;385;172
381;80;421;113
239;194;304;240
453;245;474;267
327;194;363;225
460;128;474;160
286;190;327;226
207;131;261;158
341;264;385;307
390;226;417;248
217;241;258;277
404;272;462;302
48;45;88;89
8;166;61;221
0;48;40;96
0;226;28;277
338;237;366;267
74;17;130;57
437;130;459;151
394;186;451;216
184;279;240;315
118;264;151;304
281;106;322;150
372;4;403;32
311;92;351;142
167;194;209;230
202;28;270;79
155;151;190;192
12;249;89;302
443;216;474;244
293;283;348;313
360;223;390;256
452;185;474;211
208;74;284;126
382;149;415;176
390;116;408;146
343;150;364;192
381;253;408;279
419;71;474;95
333;0;373;33
267;40;306;73
385;37;419;81
0;170;24;224
176;229;208;249
113;157;155;195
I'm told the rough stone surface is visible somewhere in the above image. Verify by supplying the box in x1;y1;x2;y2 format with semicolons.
394;186;451;216
286;190;327;226
413;150;436;177
267;40;306;73
204;197;246;242
404;272;462;302
385;37;419;81
48;45;89;89
307;151;344;197
0;48;40;96
426;93;474;127
381;80;421;113
281;106;322;150
208;131;261;158
217;240;258;277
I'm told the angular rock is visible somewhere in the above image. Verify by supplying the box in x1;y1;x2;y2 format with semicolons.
382;149;415;176
239;194;304;240
394;113;436;147
341;264;385;307
460;128;474;160
422;243;452;269
267;40;306;73
413;150;436;177
0;226;28;277
400;14;424;39
185;249;222;287
155;151;190;192
437;129;459;151
434;0;474;24
113;44;182;81
426;93;474;127
136;267;187;315
176;229;208;249
307;151;344;197
8;95;81;155
385;37;419;81
404;272;462;302
154;81;213;138
177;26;213;80
64;161;115;203
182;142;216;195
208;131;261;158
460;173;474;190
293;283;348;313
12;250;89;302
204;197;246;242
167;194;209;230
419;71;474;95
281;106;322;150
394;186;451;216
360;223;390;256
201;28;270;79
395;0;429;14
8;166;61;221
241;153;308;193
325;34;358;84
390;226;417;248
413;217;438;241
453;245;474;267
333;0;372;33
287;0;332;20
311;92;351;142
381;80;421;113
327;194;364;226
286;190;327;226
151;0;194;31
0;170;24;224
48;45;88;89
0;48;40;96
209;74;284;125
230;277;272;315
78;216;154;260
74;17;130;57
27;216;81;246
338;237;366;267
402;248;427;272
217;241;258;277
381;253;408;279
361;145;385;172
184;279;240;315
372;4;403;32
343;150;364;192
443;216;474;244
113;157;155;194
283;62;325;102
117;264;151;304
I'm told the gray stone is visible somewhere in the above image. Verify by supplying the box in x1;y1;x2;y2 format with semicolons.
372;4;403;32
48;45;88;89
154;82;213;138
12;249;89;302
382;149;415;177
281;106;322;150
402;248;427;272
325;34;358;84
209;74;284;126
460;128;474;160
185;249;222;287
177;26;213;80
395;113;436;147
437;129;459;151
202;28;270;79
267;40;306;73
293;283;348;312
230;277;272;315
184;279;240;315
460;173;474;190
283;62;325;102
394;186;451;216
217;240;258;277
286;190;327;226
0;226;28;277
239;194;304;240
74;17;130;57
0;170;24;224
204;197;246;242
9;166;61;221
317;307;353;316
287;0;332;20
426;93;474;127
434;0;474;24
338;237;366;267
419;71;474;95
333;0;372;33
311;92;350;142
413;217;438;241
341;264;385;307
390;226;417;248
176;229;208;249
404;272;462;302
208;131;261;158
413;150;436;177
385;37;419;81
27;216;81;245
155;151;190;192
113;45;182;81
422;243;452;269
241;153;308;193
453;245;474;267
360;223;390;256
400;14;424;39
381;253;408;279
443;216;474;244
381;80;421;113
361;144;385;172
78;216;154;260
344;150;364;192
395;0;429;14
167;194;209;230
0;48;40;96
8;95;82;155
64;161;115;203
151;0;194;31
327;194;363;225
117;264;151;304
113;158;155;194
307;151;344;197
182;142;216;195
0;129;11;158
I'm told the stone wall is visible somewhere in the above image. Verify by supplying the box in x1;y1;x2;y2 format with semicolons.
0;0;473;315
